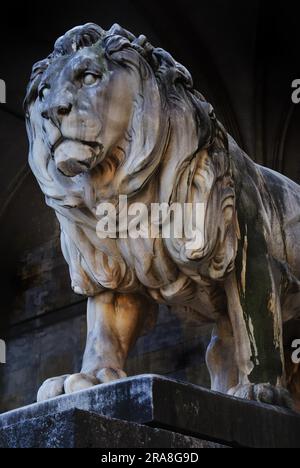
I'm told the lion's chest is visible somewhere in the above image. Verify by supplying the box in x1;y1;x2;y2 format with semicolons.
117;237;178;291
59;215;223;321
115;237;223;321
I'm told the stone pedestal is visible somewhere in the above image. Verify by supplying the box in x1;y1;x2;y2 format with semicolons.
0;375;300;448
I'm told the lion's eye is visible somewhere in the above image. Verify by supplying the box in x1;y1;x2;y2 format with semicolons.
39;86;50;101
83;73;99;86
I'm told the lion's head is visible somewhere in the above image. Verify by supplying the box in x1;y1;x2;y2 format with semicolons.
25;23;226;203
25;23;237;295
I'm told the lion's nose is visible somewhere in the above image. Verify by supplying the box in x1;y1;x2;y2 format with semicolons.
42;101;73;122
57;103;72;116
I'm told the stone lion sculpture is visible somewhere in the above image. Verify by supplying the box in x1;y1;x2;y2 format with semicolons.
25;23;300;408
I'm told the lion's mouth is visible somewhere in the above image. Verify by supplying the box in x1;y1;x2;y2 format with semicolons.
53;138;104;177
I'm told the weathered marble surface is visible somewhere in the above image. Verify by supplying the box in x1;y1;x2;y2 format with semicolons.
1;375;300;448
0;408;227;449
25;23;300;408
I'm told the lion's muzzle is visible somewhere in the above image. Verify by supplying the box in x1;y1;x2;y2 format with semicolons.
54;140;104;177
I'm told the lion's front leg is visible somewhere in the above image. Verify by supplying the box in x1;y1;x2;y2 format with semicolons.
224;271;293;409
37;292;157;402
77;292;158;388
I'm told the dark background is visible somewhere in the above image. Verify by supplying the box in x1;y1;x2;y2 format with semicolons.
0;0;300;412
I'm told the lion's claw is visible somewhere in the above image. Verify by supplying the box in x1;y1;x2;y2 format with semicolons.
37;375;70;403
63;373;99;394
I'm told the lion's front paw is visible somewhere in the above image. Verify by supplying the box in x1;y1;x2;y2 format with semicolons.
37;373;99;402
228;383;294;409
37;368;128;402
64;373;100;394
64;368;127;394
37;375;71;403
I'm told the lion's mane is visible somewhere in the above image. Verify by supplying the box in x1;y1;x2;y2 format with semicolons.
25;23;238;297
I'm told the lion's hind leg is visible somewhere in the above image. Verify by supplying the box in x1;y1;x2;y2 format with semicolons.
226;259;293;408
224;268;294;409
206;315;238;394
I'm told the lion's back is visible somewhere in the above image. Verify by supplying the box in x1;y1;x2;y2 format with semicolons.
259;165;300;279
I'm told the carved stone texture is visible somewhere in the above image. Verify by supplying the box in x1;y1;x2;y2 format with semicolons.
0;376;300;448
0;409;227;449
25;23;300;409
